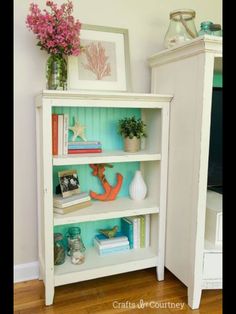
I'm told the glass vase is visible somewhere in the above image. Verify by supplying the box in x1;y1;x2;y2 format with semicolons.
46;54;67;90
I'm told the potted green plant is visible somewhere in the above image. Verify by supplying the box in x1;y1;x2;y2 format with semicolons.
118;116;147;152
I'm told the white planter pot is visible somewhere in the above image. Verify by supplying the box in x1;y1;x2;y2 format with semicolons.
129;170;147;200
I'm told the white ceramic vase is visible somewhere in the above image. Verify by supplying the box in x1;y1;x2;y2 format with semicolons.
129;170;147;200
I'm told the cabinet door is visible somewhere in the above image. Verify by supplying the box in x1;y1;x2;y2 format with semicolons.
203;253;222;279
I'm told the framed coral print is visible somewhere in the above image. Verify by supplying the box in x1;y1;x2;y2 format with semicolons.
67;24;132;92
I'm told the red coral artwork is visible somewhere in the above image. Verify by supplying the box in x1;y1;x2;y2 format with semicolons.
82;42;112;80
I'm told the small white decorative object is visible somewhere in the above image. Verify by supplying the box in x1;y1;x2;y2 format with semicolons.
129;170;147;200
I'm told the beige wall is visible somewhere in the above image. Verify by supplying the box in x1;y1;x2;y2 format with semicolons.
14;0;222;265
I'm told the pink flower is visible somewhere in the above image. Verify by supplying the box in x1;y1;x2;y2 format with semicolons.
25;0;82;56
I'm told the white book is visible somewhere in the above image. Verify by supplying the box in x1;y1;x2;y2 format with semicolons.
58;114;64;155
145;214;150;247
126;216;139;249
63;114;69;155
53;200;91;214
53;192;90;208
94;238;129;249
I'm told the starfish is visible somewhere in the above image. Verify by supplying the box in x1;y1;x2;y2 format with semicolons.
68;120;87;141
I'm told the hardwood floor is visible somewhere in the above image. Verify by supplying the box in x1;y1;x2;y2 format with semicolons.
14;268;222;314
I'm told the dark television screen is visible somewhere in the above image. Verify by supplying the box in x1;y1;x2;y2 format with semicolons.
207;87;222;193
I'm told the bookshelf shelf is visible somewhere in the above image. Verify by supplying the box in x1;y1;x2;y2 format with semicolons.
54;247;158;287
54;197;159;226
53;150;161;166
36;90;171;305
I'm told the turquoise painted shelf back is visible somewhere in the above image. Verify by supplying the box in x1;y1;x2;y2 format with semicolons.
53;106;142;249
52;106;141;150
53;162;140;197
54;218;122;249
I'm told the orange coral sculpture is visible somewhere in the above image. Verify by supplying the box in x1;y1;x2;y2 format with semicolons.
89;164;123;201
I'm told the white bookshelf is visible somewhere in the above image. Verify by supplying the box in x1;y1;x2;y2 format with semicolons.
35;90;171;305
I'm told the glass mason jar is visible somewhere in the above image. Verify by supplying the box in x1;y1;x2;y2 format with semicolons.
67;227;86;265
164;9;198;48
211;24;222;37
198;22;222;37
46;54;67;90
198;21;214;36
54;233;66;265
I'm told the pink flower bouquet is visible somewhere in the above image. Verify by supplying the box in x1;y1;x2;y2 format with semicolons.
26;0;81;56
26;0;82;89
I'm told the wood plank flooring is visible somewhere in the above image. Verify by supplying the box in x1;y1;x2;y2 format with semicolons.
14;268;222;314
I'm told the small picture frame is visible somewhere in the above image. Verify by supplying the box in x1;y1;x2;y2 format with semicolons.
58;169;80;198
68;24;132;92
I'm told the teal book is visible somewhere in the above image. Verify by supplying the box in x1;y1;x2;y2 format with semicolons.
68;143;102;149
95;232;127;245
121;217;134;249
125;216;139;249
94;240;130;255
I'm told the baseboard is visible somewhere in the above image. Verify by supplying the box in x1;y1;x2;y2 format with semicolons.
14;261;39;283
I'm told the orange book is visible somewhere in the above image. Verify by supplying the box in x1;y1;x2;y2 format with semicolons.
52;114;58;155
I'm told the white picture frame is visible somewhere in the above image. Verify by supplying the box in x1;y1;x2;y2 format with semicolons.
67;24;132;92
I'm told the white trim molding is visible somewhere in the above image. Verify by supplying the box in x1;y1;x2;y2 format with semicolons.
148;35;222;68
14;261;39;283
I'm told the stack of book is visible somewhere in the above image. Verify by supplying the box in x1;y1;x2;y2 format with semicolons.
121;215;150;249
53;192;91;215
94;232;130;256
52;113;69;156
68;141;102;154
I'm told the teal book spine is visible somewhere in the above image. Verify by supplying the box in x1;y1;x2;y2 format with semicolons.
68;144;102;149
99;244;130;255
121;217;134;249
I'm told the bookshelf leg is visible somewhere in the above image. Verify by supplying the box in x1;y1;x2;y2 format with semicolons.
38;261;43;280
45;285;55;306
188;286;202;309
38;269;43;281
156;265;164;281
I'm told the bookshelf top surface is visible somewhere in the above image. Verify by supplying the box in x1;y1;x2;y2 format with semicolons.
148;35;222;67
36;90;173;105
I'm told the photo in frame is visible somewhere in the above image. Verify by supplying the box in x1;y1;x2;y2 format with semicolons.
58;169;80;198
67;24;132;92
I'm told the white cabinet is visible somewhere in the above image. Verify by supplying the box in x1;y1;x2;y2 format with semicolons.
148;35;222;309
35;90;172;305
205;190;222;245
